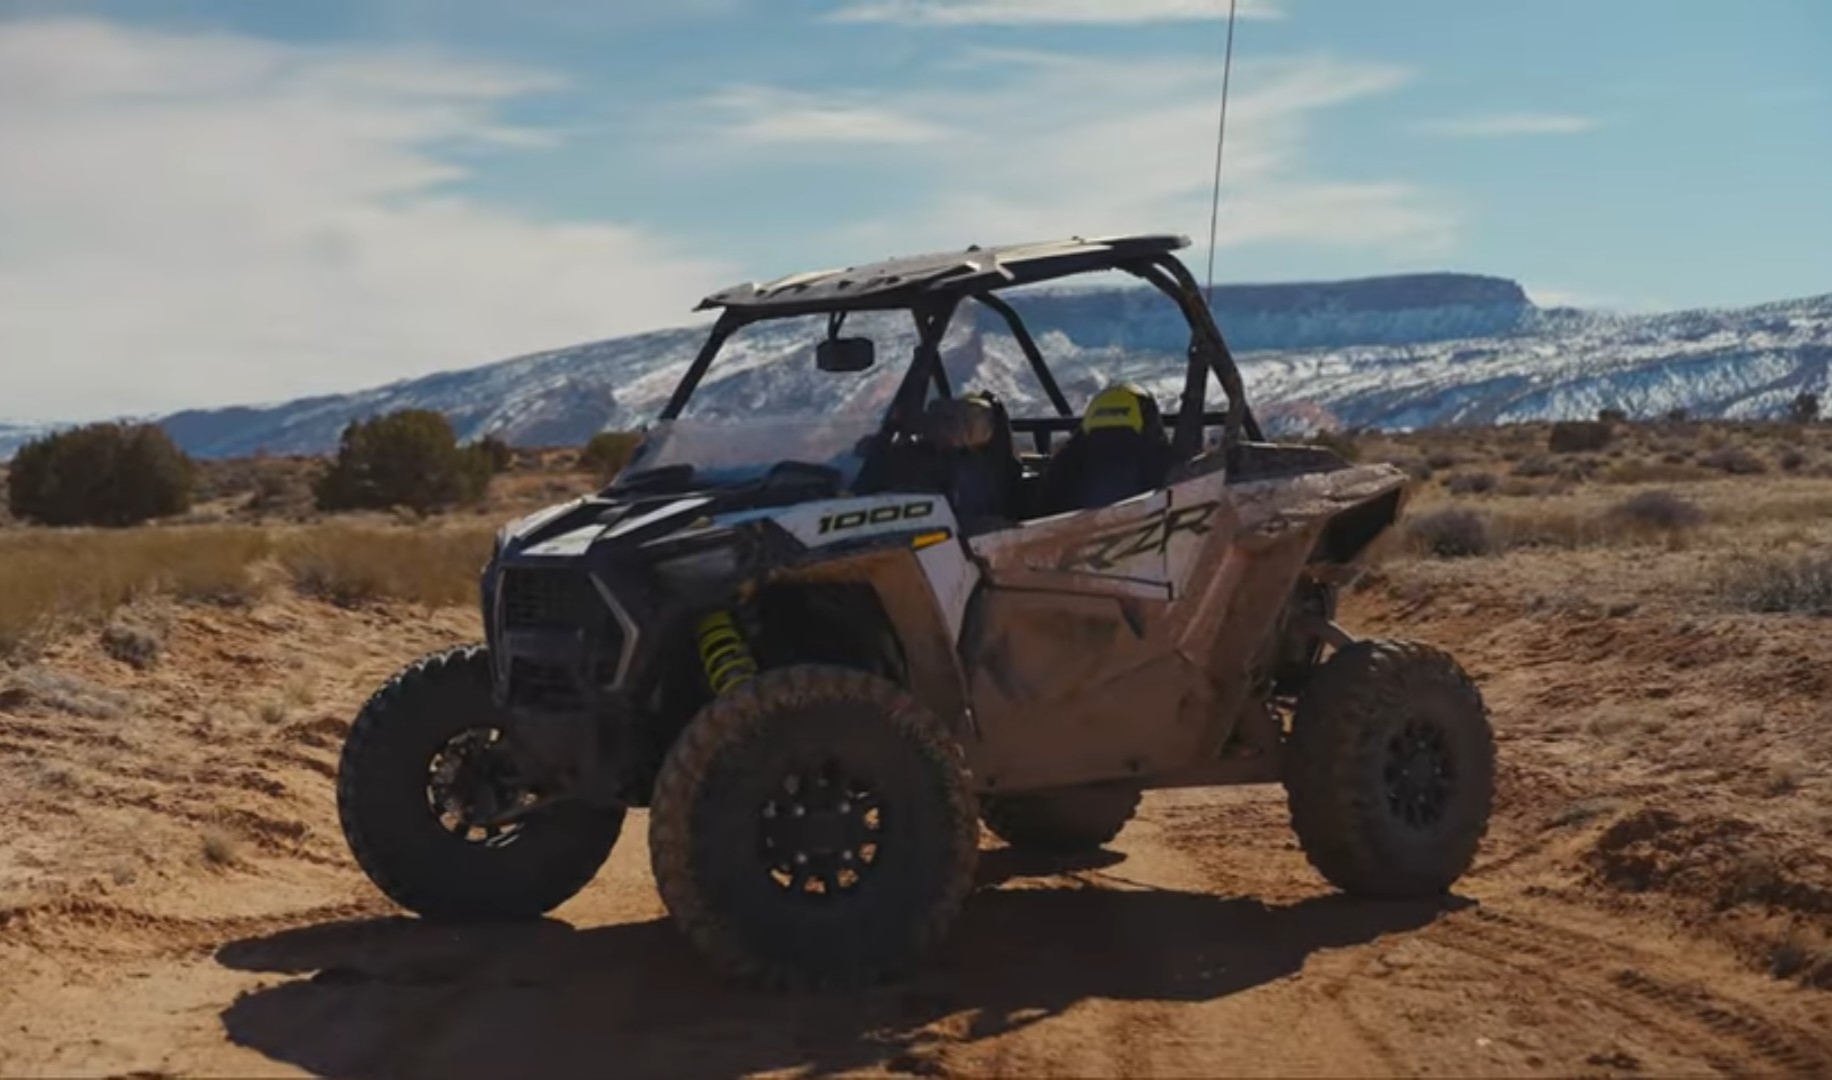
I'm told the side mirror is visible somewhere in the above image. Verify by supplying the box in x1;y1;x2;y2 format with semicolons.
816;337;875;373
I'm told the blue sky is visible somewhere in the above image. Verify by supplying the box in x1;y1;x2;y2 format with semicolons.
0;0;1827;421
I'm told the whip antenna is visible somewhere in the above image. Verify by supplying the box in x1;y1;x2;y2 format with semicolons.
1203;0;1240;307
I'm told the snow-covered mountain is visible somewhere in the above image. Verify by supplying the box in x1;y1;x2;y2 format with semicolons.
5;273;1829;459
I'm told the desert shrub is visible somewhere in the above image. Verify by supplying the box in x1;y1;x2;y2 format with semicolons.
1607;490;1705;532
1780;449;1807;472
1444;471;1497;495
1717;553;1832;616
1598;407;1628;424
277;524;494;607
100;616;164;670
1665;407;1690;423
1790;391;1820;424
314;410;490;514
1404;506;1493;558
471;434;515;475
7;422;194;527
1424;449;1459;470
1512;454;1559;478
1700;445;1767;475
579;431;645;478
1548;420;1612;454
1387;457;1432;482
1601;458;1709;484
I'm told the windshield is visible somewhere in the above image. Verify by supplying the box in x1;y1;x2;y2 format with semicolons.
618;415;884;488
676;311;916;420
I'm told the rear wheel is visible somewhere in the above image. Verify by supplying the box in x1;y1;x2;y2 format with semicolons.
648;665;978;988
981;783;1141;854
336;645;624;919
1283;639;1494;897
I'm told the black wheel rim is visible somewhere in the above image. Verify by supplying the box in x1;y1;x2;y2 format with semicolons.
1383;718;1454;829
757;759;884;898
425;728;536;847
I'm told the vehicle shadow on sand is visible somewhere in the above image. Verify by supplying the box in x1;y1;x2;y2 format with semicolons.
217;850;1464;1078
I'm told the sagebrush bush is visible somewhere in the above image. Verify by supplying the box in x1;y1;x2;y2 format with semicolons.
314;409;491;514
1700;445;1767;475
7;422;194;527
1779;449;1807;472
1404;506;1493;558
1607;490;1705;532
1512;454;1560;478
579;430;645;479
1718;553;1832;616
1548;420;1612;454
1444;471;1497;495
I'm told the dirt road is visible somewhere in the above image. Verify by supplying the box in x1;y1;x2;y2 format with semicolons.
3;585;1830;1077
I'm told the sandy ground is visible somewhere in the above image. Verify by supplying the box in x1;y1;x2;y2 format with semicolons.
2;573;1830;1078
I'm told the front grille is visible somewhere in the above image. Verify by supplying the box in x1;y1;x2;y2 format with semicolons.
494;565;631;704
500;566;586;629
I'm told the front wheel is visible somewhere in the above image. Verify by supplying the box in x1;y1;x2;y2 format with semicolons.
336;645;624;919
648;665;978;988
1283;639;1494;897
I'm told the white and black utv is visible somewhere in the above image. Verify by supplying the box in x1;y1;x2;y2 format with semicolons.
336;234;1494;987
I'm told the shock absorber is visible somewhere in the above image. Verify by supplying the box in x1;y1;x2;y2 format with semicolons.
695;610;757;696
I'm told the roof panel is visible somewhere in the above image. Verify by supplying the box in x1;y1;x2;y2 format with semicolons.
696;233;1189;313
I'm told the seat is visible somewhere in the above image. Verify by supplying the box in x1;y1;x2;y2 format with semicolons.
1038;383;1172;513
919;390;1020;531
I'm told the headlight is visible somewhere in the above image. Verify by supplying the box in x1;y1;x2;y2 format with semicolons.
649;543;743;588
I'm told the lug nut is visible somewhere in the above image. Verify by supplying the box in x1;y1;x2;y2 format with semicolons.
792;804;806;818
836;800;851;814
840;849;854;862
794;852;808;865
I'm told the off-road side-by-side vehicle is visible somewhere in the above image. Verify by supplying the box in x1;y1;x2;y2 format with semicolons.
336;234;1495;986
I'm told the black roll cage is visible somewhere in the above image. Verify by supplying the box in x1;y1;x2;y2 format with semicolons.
657;248;1265;463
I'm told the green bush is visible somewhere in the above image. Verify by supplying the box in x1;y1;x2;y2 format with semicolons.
7;422;194;527
314;409;490;514
579;431;644;479
471;433;514;475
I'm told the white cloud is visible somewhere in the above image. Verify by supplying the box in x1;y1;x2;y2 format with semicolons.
0;18;733;422
1414;112;1599;138
703;86;955;144
702;50;1454;264
828;0;1281;25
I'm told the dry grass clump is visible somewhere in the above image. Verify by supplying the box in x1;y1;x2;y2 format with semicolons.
0;521;494;657
0;527;272;658
276;524;494;608
1716;552;1832;615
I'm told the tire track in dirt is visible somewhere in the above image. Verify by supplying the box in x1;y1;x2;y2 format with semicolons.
1427;905;1832;1076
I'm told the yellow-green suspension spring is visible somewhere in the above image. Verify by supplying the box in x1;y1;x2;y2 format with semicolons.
695;610;757;696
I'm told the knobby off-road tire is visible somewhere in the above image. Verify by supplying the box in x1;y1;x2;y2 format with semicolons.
337;645;624;919
1284;639;1494;897
649;665;978;988
980;783;1141;854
